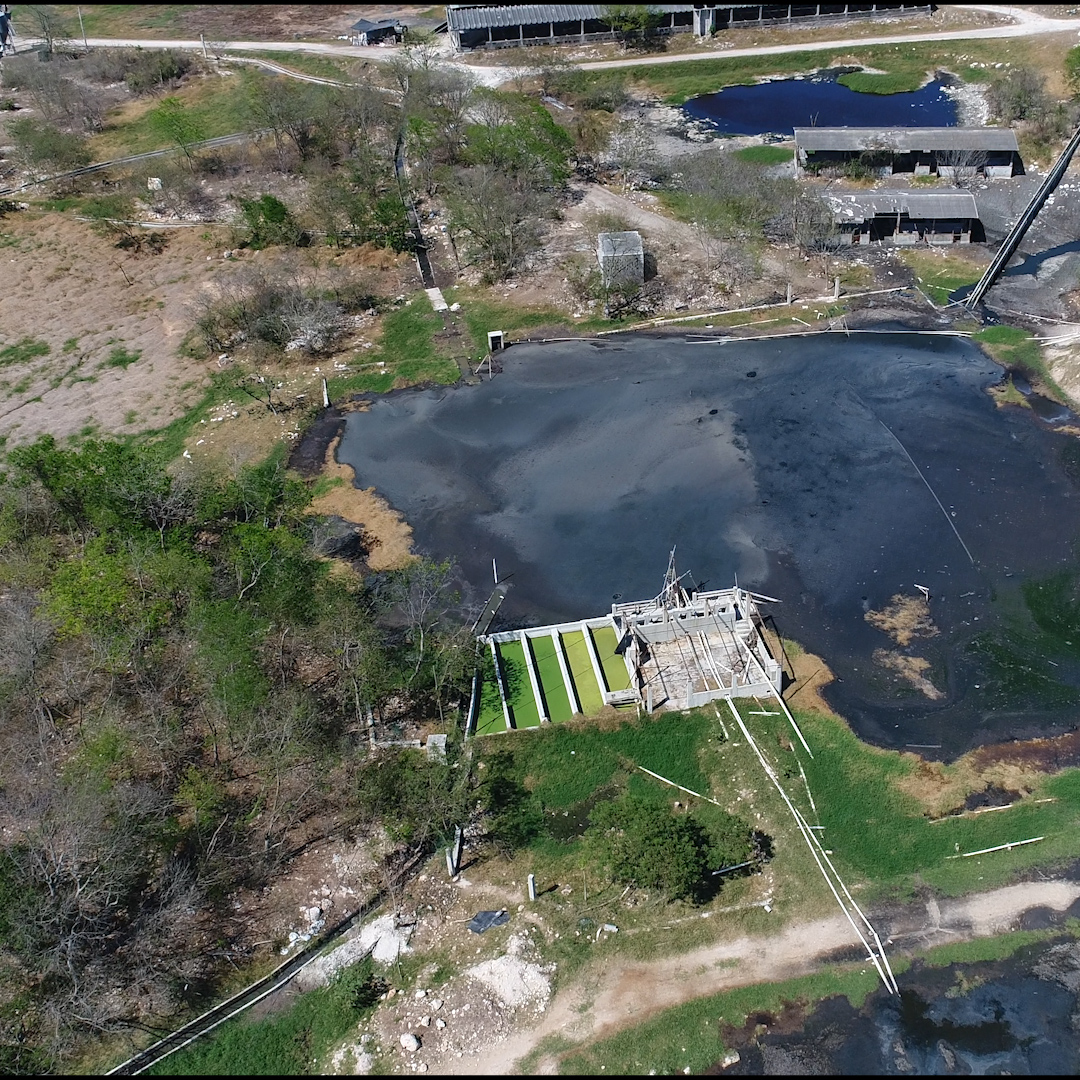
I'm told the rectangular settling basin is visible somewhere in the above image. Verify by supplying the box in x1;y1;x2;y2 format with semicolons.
560;629;605;715
528;634;574;723
591;625;631;693
496;639;541;728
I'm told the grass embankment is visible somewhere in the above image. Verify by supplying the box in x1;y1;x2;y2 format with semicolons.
732;143;795;165
445;287;617;348
327;292;461;400
55;3;189;37
618;38;1063;103
545;698;1080;1074
89;66;265;159
220;49;361;82
895;248;985;306
476;707;837;981
974;324;1070;404
144;960;383;1075
796;707;1080;897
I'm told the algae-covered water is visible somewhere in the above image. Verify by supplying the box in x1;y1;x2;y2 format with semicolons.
337;332;1080;758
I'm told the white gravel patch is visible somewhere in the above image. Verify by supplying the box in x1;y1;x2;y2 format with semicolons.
464;933;552;1009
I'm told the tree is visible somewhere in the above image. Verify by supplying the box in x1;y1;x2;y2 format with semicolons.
587;795;755;902
237;193;306;249
444;165;552;281
588;795;709;901
22;4;72;57
605;118;657;192
245;78;332;169
937;146;987;188
1067;45;1080;98
149;96;206;167
464;91;573;187
603;4;664;48
986;66;1050;123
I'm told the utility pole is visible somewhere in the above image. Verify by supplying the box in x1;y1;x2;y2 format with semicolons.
77;5;87;49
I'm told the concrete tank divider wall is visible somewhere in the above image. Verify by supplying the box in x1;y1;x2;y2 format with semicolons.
490;639;511;732
518;631;549;724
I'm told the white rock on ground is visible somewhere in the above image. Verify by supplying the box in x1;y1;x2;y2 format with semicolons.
293;913;414;990
400;1033;421;1052
465;934;552;1010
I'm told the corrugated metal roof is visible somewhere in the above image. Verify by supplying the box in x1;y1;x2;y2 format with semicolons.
598;230;643;257
350;18;399;33
823;188;978;222
794;127;1019;153
446;4;698;31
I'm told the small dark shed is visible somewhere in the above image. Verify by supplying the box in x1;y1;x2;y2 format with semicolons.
349;18;405;46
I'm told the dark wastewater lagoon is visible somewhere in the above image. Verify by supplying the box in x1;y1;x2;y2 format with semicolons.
682;75;957;136
715;931;1080;1075
337;333;1080;758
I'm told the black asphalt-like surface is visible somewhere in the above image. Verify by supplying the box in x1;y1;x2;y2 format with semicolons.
338;333;1080;757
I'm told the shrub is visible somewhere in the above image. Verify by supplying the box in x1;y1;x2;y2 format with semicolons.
586;794;753;902
236;193;307;249
9;118;90;174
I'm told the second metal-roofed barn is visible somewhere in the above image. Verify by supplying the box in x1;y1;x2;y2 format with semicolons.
822;188;981;246
794;127;1022;178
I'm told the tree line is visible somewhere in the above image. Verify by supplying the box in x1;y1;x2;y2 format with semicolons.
0;437;478;1068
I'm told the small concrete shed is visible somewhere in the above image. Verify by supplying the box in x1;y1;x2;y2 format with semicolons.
597;230;644;289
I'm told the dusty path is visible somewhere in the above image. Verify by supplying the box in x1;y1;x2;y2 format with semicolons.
435;878;1080;1075
28;6;1080;85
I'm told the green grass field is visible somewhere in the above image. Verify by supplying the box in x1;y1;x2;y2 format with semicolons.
733;144;795;165
328;293;460;400
561;630;605;714
615;38;1065;104
530;633;575;722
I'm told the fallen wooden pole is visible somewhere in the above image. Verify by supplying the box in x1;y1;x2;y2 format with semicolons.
946;836;1044;859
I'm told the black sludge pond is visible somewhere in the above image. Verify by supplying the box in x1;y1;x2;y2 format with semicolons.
337;333;1080;758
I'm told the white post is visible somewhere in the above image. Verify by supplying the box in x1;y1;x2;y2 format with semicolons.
77;6;87;48
493;558;498;585
200;32;208;60
528;874;536;901
834;276;841;299
321;377;329;408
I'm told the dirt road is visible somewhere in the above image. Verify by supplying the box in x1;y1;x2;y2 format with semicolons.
15;5;1080;86
435;877;1080;1075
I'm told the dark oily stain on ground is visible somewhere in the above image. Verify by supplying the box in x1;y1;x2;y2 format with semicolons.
287;405;344;478
715;939;1080;1075
336;334;1080;757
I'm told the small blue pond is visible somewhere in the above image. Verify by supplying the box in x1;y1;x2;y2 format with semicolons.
683;75;957;136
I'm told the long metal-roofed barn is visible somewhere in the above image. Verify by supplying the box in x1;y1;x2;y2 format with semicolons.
445;3;932;49
471;557;782;735
794;127;1022;178
823;188;981;245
